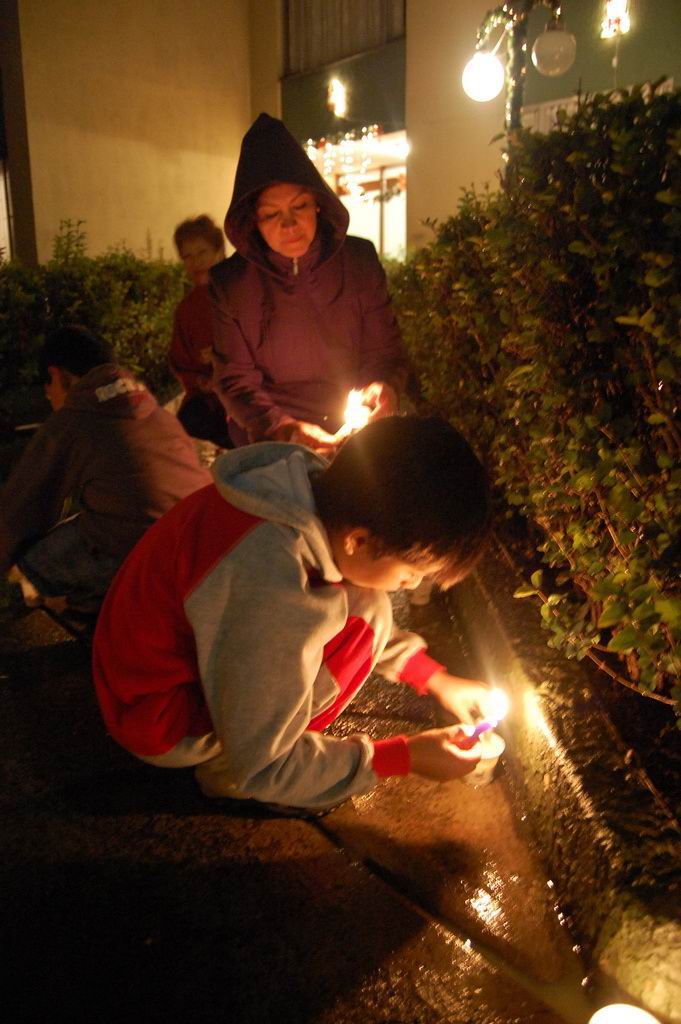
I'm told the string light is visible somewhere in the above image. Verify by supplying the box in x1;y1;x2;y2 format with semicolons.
305;125;383;201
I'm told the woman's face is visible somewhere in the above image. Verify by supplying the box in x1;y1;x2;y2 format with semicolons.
179;236;224;286
255;183;318;259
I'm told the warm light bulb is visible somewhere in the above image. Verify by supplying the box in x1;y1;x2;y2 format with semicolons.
588;1005;660;1024
343;390;371;432
531;23;577;77
601;0;631;39
462;52;505;102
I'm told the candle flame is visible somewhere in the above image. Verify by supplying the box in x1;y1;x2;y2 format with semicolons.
488;687;509;725
343;389;371;432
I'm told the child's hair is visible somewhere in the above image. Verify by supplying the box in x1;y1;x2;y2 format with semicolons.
312;415;491;586
39;325;115;381
173;215;224;254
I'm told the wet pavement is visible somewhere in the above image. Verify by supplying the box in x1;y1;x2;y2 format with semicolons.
0;594;618;1024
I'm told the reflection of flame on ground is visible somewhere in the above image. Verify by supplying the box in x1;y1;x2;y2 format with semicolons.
469;888;502;925
467;869;506;928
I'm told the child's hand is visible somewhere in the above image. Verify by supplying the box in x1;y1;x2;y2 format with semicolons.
425;670;493;725
407;726;480;781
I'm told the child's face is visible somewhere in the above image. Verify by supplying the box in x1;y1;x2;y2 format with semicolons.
331;528;440;592
179;237;223;286
44;367;70;412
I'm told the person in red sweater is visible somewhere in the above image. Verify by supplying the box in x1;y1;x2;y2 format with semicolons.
93;415;495;815
169;215;232;448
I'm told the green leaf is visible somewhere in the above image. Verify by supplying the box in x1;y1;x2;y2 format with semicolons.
632;601;660;626
568;240;592;256
513;585;537;598
655;189;681;206
598;602;627;628
590;579;622;599
655;358;676;381
644;268;672;288
531;570;543;589
606;626;640;654
505;364;535;389
654;598;681;627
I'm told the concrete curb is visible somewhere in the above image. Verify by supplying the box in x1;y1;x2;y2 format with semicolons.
448;557;681;1024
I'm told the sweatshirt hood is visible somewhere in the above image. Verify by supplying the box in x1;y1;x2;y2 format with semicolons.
211;442;342;583
225;113;349;270
64;365;158;420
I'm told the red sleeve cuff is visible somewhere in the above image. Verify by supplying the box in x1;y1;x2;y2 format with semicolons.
398;649;445;695
372;735;411;778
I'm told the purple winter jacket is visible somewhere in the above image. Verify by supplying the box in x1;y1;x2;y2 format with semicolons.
210;113;408;446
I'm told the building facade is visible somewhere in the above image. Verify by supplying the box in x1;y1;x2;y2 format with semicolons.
2;0;680;263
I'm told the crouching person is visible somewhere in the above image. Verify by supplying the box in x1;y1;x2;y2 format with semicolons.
1;325;211;620
92;415;494;813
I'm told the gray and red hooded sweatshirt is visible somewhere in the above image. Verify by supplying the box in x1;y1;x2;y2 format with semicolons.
92;442;444;811
0;363;210;573
210;112;408;447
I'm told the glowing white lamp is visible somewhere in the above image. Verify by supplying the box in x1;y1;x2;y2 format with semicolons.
462;52;505;103
531;22;577;77
589;1005;660;1024
601;0;631;39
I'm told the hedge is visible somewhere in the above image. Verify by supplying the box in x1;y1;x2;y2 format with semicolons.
388;82;681;716
0;221;184;407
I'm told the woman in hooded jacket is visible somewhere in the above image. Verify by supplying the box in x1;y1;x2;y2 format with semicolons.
210;113;409;453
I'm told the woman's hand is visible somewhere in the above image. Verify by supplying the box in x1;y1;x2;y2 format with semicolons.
292;420;339;455
269;419;338;456
407;726;480;781
359;381;399;421
425;670;494;725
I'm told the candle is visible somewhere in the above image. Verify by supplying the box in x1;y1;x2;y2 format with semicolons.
456;687;509;750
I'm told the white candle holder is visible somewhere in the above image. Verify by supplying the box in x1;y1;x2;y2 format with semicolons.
461;729;506;787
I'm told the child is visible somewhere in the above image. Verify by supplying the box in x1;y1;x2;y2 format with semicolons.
92;415;493;812
169;215;231;448
1;325;210;617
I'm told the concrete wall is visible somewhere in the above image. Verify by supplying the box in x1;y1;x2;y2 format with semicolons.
248;0;282;121
11;0;251;262
405;0;505;251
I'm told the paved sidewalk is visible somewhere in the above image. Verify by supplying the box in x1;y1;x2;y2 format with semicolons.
0;601;603;1024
